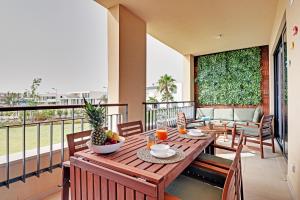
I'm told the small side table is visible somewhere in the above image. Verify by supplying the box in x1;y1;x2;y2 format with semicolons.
198;123;228;142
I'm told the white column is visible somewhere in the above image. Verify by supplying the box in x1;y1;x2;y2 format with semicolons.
107;5;146;122
182;54;195;101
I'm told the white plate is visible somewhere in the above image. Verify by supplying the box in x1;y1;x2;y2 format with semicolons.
150;149;176;158
187;129;205;137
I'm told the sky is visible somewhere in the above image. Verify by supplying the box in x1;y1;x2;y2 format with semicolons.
0;0;183;94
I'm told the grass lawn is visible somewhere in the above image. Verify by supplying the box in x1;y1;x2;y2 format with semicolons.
0;122;90;156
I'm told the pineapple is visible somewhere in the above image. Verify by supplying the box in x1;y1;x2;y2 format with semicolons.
83;98;107;145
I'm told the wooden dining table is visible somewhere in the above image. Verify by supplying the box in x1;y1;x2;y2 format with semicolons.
70;128;216;200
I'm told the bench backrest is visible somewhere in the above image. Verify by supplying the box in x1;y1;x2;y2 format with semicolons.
70;157;158;200
117;120;144;137
67;130;91;157
177;112;187;127
259;115;274;137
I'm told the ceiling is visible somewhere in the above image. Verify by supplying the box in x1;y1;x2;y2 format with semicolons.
95;0;279;55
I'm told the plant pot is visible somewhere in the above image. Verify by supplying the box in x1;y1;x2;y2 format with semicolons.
87;136;125;154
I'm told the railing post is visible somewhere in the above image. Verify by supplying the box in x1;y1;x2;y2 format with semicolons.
36;123;40;177
49;121;53;173
61;120;65;166
22;110;26;183
6;126;10;188
144;103;147;131
81;118;84;132
105;106;108;128
72;108;75;133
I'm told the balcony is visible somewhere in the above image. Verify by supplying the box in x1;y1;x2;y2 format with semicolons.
1;0;300;200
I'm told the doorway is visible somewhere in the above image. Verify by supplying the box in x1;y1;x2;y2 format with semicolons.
273;26;288;158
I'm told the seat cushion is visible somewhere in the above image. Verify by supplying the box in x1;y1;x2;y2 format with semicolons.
166;175;222;200
197;108;214;120
198;153;233;167
237;126;260;137
214;109;234;121
252;107;263;123
234;108;255;122
184;165;226;188
233;121;248;128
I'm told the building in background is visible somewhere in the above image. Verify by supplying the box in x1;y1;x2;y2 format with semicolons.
0;91;107;107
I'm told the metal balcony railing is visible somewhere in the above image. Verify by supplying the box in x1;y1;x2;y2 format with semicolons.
143;101;195;131
0;103;128;188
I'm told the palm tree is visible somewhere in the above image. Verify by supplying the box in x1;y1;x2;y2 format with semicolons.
157;74;177;102
147;96;158;103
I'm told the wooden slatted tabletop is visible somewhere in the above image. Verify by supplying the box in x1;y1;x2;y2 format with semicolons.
74;128;216;189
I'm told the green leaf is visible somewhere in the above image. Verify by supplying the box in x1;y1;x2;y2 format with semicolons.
196;47;261;105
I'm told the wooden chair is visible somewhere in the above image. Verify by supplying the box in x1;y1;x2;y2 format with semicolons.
177;112;205;129
70;156;167;200
232;115;274;158
61;130;91;200
166;138;243;200
187;135;243;191
117;120;143;137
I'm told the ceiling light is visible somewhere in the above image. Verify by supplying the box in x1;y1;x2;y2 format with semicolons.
216;34;223;39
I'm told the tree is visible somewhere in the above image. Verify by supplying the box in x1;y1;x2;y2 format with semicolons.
56;110;63;118
100;94;108;104
157;74;177;102
30;78;42;99
63;109;69;117
26;78;42;106
3;92;20;106
147;96;158;103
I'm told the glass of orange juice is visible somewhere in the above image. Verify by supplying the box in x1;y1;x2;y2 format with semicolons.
178;124;187;134
156;114;168;141
146;134;156;149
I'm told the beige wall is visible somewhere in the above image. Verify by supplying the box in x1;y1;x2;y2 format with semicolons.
108;5;146;122
269;0;300;199
182;55;194;101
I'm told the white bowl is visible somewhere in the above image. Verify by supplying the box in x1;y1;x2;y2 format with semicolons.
150;144;170;153
87;136;125;154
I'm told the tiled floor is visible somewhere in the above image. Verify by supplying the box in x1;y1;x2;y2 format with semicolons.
218;136;292;200
43;136;292;200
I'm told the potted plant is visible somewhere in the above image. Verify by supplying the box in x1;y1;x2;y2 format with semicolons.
83;98;125;154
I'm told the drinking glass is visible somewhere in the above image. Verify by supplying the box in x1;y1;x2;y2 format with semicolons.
156;113;168;141
178;124;187;134
146;134;156;149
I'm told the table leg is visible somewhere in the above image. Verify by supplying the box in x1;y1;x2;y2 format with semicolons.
205;140;215;155
61;165;70;200
223;131;228;142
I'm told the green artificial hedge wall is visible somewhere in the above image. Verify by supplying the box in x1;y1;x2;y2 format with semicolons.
196;47;262;105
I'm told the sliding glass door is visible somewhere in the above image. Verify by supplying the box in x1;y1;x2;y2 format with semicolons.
274;27;288;158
